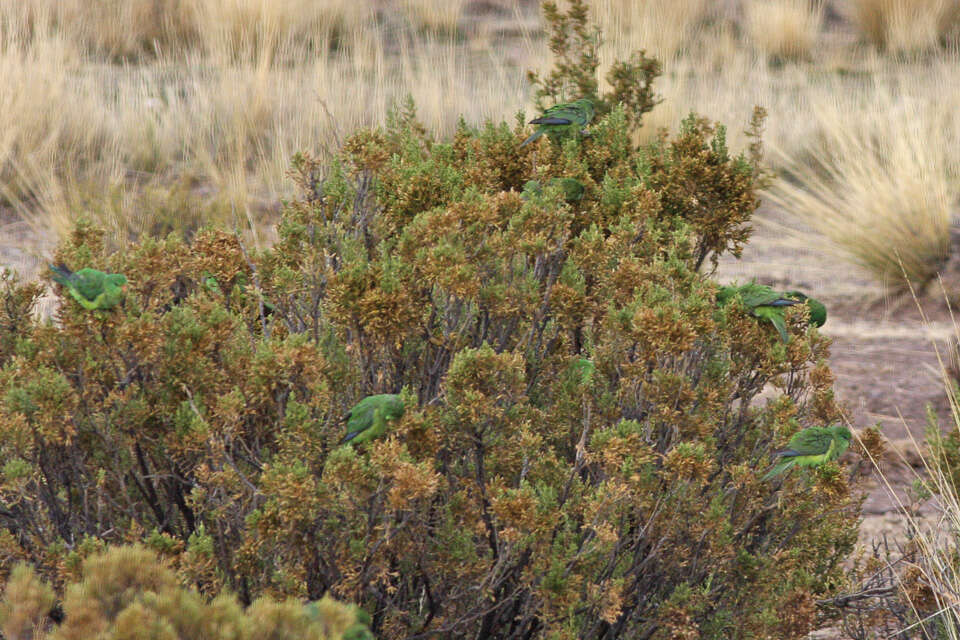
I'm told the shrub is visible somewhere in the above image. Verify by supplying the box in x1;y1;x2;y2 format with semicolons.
527;0;662;135
0;4;859;638
0;544;371;640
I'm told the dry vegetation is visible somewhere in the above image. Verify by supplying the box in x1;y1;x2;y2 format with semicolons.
0;0;958;287
3;0;960;637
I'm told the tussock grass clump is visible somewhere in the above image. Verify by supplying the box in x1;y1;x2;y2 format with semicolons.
590;0;713;62
764;72;958;289
744;0;823;63
0;0;526;251
0;0;463;63
847;0;960;54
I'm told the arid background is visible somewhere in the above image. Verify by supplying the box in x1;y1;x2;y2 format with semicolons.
2;0;960;636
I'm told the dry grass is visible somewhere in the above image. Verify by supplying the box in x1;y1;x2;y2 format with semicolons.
846;0;960;54
590;0;715;62
1;0;960;293
744;0;822;62
0;0;529;248
762;61;960;288
850;298;960;636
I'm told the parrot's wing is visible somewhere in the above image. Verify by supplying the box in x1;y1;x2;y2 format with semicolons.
529;115;576;125
342;399;377;442
753;307;790;342
531;102;584;124
783;427;834;456
738;283;786;308
71;269;108;301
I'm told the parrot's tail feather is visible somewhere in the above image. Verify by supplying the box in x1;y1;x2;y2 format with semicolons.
768;298;800;307
49;264;74;286
761;459;794;481
340;431;360;445
519;130;542;148
776;449;801;458
529;116;573;125
769;314;790;342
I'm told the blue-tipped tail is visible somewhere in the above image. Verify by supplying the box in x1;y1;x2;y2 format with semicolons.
761;458;795;481
519;130;543;148
49;264;74;287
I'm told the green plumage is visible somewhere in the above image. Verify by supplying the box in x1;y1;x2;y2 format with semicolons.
784;290;827;327
522;178;585;203
202;272;276;314
519;98;595;148
717;282;826;342
568;357;595;386
340;394;405;446
49;264;128;310
762;424;852;480
304;602;374;639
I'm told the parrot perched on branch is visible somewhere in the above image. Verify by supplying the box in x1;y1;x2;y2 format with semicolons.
522;178;586;203
519;98;595;148
49;264;128;310
717;282;826;342
762;424;852;481
340;394;405;446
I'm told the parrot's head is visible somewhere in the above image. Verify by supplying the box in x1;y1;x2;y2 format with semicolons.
715;284;736;306
785;291;827;327
831;425;853;445
805;297;827;327
576;98;595;122
107;273;129;291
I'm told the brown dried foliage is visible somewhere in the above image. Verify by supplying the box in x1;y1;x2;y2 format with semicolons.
0;8;861;638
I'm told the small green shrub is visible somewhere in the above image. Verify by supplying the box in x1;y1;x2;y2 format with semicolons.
0;545;370;640
527;0;662;133
0;4;859;637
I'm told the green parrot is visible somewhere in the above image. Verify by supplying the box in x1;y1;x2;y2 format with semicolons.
567;357;595;386
519;98;595;148
304;602;374;639
717;282;826;342
522;178;585;203
340;394;405;446
342;622;376;640
201;272;276;314
783;290;827;327
762;424;852;481
49;264;128;310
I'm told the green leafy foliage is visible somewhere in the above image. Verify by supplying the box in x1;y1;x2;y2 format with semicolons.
527;0;662;132
0;9;859;637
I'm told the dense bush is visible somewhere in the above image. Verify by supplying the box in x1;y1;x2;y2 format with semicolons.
0;3;859;638
0;544;372;640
